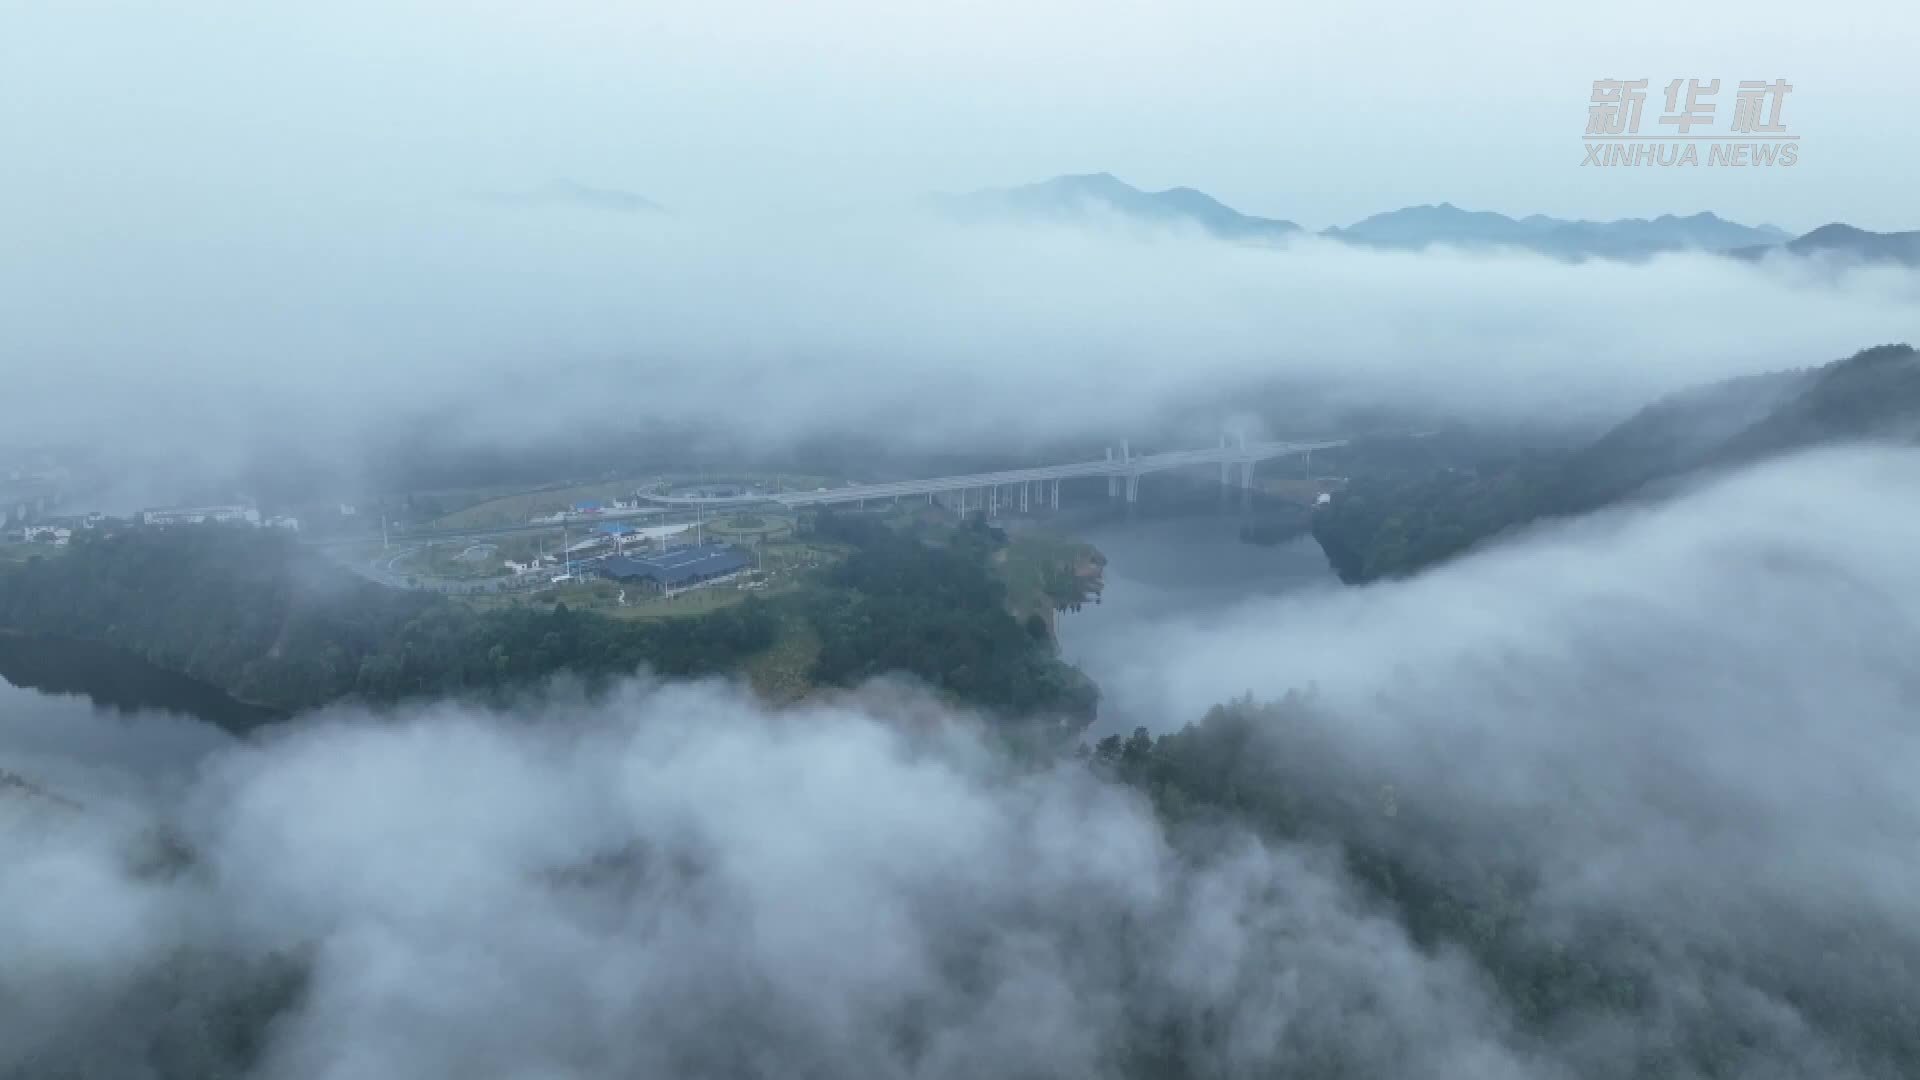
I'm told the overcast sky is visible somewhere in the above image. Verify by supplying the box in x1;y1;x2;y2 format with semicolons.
3;0;1915;232
4;0;1916;498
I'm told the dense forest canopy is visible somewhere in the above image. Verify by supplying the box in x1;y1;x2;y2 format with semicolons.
0;514;1094;728
1313;344;1919;582
807;513;1097;723
14;671;1918;1080
1084;695;1920;1078
0;527;774;708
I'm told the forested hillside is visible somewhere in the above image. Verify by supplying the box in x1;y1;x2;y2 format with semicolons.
808;513;1098;722
1314;344;1917;582
1093;699;1920;1078
0;516;1096;727
0;528;775;709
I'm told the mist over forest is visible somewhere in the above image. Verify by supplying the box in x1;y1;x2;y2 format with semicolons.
10;207;1920;503
6;447;1920;1078
6;1;1920;1078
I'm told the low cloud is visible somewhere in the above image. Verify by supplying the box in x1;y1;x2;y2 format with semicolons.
4;680;1541;1079
1089;445;1920;1074
6;201;1917;495
7;448;1920;1077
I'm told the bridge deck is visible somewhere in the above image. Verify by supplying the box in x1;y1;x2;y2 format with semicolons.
640;440;1348;508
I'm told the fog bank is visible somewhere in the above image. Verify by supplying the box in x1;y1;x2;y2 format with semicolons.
7;204;1918;492
4;680;1545;1079
7;449;1920;1077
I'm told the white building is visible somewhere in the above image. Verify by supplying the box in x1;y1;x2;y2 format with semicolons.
142;505;263;527
22;525;71;545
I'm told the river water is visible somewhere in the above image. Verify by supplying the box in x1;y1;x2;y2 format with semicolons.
1050;511;1341;737
0;635;270;806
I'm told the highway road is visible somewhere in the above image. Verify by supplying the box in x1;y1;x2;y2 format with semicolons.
639;439;1350;509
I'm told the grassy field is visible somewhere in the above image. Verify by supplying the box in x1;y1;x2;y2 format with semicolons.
705;512;796;543
426;481;644;531
759;537;851;571
603;584;752;619
422;470;847;533
0;542;66;564
455;578;617;615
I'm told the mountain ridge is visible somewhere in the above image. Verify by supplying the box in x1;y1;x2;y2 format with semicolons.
1310;343;1920;583
480;172;1919;267
943;175;1831;259
1729;222;1920;266
486;179;667;214
937;172;1301;242
1323;202;1791;258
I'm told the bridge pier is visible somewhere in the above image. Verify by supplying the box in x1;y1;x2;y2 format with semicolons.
635;439;1342;519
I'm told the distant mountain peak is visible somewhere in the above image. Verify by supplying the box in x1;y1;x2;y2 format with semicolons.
1730;222;1920;266
486;179;666;214
942;173;1301;242
1327;202;1788;259
1800;222;1872;243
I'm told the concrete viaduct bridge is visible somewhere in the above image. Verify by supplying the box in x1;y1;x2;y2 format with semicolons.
638;437;1349;517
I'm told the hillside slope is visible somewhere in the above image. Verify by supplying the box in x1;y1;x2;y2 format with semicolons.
940;173;1300;241
1313;344;1918;582
1729;223;1920;266
1325;203;1788;259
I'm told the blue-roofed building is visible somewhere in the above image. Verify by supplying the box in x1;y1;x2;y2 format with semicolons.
571;499;605;514
596;543;751;592
596;522;636;537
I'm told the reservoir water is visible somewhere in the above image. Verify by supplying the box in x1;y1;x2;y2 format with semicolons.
0;635;268;805
1050;511;1341;736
